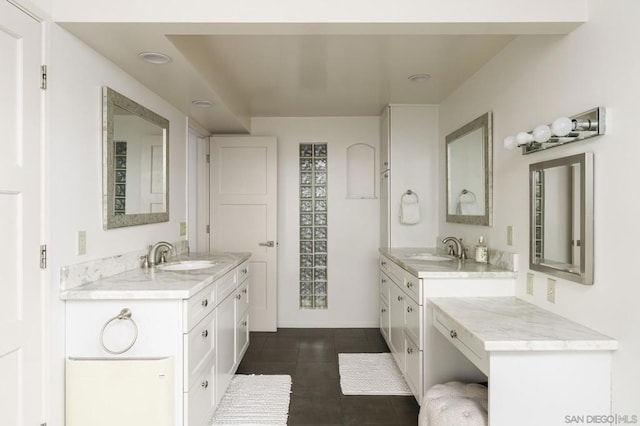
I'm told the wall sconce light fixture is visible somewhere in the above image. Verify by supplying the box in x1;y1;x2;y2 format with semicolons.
503;107;605;154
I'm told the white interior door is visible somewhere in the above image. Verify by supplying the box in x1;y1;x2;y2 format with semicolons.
0;3;45;426
210;136;277;331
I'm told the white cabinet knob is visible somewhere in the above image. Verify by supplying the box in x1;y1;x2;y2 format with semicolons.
201;329;209;338
201;299;208;308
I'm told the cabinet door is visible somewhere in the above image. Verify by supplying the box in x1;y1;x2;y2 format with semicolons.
380;170;390;247
379;299;390;342
380;106;390;173
389;284;405;369
235;311;250;364
215;294;236;408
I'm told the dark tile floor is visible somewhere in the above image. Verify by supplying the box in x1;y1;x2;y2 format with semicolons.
236;328;420;426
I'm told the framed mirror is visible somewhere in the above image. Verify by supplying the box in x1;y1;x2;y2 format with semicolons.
446;112;492;226
103;87;169;229
529;152;593;285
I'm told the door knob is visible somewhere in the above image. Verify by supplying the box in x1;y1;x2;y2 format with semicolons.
258;241;275;247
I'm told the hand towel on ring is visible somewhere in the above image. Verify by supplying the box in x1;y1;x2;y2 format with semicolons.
400;191;420;225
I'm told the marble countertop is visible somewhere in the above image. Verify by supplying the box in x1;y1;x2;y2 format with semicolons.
60;252;250;301
380;247;517;279
429;297;618;351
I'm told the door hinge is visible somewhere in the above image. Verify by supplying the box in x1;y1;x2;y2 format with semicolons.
40;244;47;269
41;65;47;90
206;225;210;234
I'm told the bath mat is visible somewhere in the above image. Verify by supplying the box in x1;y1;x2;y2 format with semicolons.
338;353;412;396
210;374;292;425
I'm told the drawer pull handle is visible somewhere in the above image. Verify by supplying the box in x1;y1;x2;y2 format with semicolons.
201;329;209;338
406;282;414;288
397;295;403;301
201;299;208;308
450;329;458;339
407;306;413;313
201;380;209;389
407;347;413;354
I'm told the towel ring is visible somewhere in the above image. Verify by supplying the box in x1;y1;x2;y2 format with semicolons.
458;189;476;202
100;308;138;355
402;189;419;202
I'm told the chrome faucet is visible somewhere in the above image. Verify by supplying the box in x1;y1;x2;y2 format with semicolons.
148;241;174;266
442;236;466;260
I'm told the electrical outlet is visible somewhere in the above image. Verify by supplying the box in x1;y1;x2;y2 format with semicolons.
547;278;556;303
526;273;534;295
507;225;513;246
180;221;187;236
77;231;87;255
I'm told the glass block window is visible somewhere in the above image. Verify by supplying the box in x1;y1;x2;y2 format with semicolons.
299;143;328;309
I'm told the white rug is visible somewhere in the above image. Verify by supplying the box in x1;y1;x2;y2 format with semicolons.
210;374;292;425
338;353;413;396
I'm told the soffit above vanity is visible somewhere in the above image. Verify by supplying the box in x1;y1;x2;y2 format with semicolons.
55;0;587;133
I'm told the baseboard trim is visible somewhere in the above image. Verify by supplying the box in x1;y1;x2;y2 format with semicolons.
277;321;379;328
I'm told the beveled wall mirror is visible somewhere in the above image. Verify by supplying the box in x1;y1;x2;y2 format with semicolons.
103;87;169;229
530;152;593;284
446;112;493;226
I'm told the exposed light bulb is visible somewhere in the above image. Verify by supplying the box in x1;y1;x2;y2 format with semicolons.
503;136;518;150
551;117;573;136
532;125;552;143
516;132;533;146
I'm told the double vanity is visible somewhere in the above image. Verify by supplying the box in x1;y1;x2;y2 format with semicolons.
61;252;250;426
380;248;617;426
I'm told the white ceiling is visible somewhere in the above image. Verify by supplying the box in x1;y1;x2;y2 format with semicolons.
59;23;570;134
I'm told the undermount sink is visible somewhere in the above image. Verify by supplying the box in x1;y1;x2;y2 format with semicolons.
405;254;455;262
156;260;217;271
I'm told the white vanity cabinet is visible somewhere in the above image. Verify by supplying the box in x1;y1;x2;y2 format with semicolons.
429;297;617;426
65;257;250;426
378;252;516;403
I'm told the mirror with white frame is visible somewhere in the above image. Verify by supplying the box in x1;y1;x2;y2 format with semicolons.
446;112;493;226
103;87;169;229
530;152;593;285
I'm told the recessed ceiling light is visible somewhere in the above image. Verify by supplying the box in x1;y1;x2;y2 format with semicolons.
138;52;172;64
192;100;214;108
408;74;431;82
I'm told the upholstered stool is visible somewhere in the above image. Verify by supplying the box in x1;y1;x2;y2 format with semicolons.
418;381;488;426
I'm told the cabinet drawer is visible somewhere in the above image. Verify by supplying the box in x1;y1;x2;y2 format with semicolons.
235;280;249;318
405;335;423;400
404;297;423;350
184;309;215;391
379;272;391;305
403;272;421;304
184;285;215;333
433;306;488;375
216;268;238;303
184;355;215;426
380;255;403;285
237;261;250;284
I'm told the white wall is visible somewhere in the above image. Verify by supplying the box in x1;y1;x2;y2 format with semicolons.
251;117;380;327
438;0;640;413
49;24;188;426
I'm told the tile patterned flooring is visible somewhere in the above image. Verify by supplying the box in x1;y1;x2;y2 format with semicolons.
236;328;420;425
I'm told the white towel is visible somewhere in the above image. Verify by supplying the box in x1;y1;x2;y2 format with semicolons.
456;201;479;215
400;192;420;225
